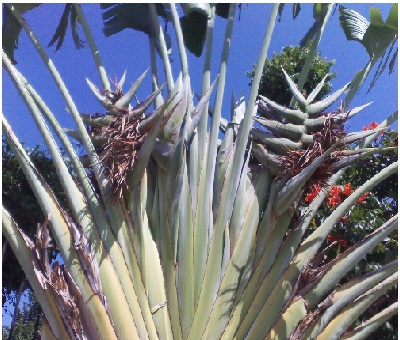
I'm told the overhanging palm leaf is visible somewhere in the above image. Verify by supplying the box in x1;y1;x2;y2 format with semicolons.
48;4;84;51
2;3;40;64
340;4;397;60
339;4;398;105
101;3;232;57
2;3;85;64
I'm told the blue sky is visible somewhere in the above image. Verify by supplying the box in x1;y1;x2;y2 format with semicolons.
2;3;398;151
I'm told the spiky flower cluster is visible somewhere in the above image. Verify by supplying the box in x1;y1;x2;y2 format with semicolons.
96;112;144;198
68;72;166;198
251;69;377;187
83;82;147;198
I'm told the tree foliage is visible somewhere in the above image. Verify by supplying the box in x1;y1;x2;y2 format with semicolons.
247;45;336;107
2;290;41;340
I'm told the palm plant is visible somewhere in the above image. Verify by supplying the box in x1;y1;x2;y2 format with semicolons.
2;3;398;339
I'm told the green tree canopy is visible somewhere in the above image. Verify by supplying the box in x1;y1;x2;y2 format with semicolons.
247;45;335;107
2;290;40;340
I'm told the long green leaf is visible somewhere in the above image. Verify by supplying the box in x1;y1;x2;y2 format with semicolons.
191;3;236;314
189;6;279;338
340;302;398;340
198;4;216;151
266;297;307;340
170;4;189;77
14;60;161;340
2;117;129;339
213;122;235;211
202;169;270;340
227;144;252;250
305;215;398;308
202;2;236;224
157;169;183;339
149;3;174;91
73;4;110;90
2;51;99;241
192;138;212;304
317;273;397;340
2;208;73;340
137;171;173;340
301;260;397;339
177;152;195;338
289;3;334;108
104;201;156;339
6;4;111;201
224;212;292;340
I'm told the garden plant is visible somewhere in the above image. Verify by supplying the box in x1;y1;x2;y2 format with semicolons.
2;3;398;339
